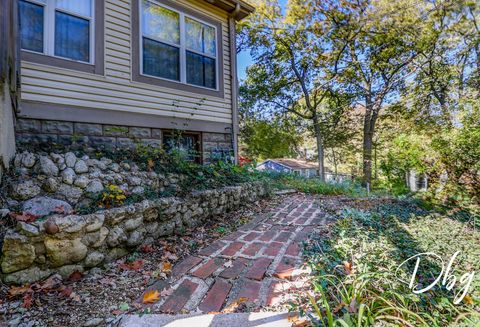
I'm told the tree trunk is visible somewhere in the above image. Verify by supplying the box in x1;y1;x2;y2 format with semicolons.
362;97;375;187
313;115;325;182
332;148;338;175
0;0;19;177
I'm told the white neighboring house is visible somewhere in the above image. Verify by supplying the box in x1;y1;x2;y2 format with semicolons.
256;158;339;179
257;159;319;178
257;159;353;183
406;170;429;192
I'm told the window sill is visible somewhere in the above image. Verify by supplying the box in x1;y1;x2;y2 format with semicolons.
21;51;104;75
133;72;224;98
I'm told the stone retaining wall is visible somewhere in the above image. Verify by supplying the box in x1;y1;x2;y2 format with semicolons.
7;151;178;210
0;182;269;284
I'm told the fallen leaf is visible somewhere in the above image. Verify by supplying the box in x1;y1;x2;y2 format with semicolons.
69;292;81;302
40;274;62;290
343;261;353;275
7;285;31;299
68;271;83;282
288;314;310;327
463;294;474;305
141;245;154;253
22;293;33;309
147;159;155;171
163;251;178;261
58;286;73;297
160;262;172;273
160;288;173;297
223;297;248;313
119;259;144;271
54;205;66;214
348;299;358;313
10;212;40;223
142;290;160;304
333;302;345;314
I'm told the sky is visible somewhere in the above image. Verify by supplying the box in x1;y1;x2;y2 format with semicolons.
236;0;288;81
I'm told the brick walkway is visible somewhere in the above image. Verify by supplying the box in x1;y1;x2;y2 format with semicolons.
142;194;333;314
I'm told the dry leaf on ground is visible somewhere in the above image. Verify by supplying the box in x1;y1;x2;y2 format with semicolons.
119;260;144;271
68;271;83;282
160;261;172;273
142;290;160;304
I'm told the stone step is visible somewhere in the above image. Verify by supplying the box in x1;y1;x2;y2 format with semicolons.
119;312;296;327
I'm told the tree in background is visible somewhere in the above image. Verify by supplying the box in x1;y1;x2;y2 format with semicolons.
238;0;350;181
240;116;303;160
312;0;433;186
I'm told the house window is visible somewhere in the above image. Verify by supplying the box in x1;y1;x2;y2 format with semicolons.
140;0;218;90
18;0;103;74
163;132;201;163
19;0;93;63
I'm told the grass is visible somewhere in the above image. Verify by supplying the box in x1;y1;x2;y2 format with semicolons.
266;173;387;197
300;200;480;326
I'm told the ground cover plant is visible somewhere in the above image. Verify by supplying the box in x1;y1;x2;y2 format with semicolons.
301;199;480;326
266;173;390;198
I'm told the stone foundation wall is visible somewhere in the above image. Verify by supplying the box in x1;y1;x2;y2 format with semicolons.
15;118;234;163
0;181;269;284
15;118;164;149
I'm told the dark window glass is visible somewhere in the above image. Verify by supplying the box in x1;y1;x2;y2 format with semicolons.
19;0;44;53
55;11;90;62
186;51;216;89
143;37;180;81
163;133;200;162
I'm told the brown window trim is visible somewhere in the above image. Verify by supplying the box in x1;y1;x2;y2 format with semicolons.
20;0;105;75
131;0;225;99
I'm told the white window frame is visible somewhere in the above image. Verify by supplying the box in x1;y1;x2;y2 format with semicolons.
19;0;95;64
139;0;219;91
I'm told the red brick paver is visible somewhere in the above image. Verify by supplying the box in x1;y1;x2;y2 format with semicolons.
285;242;301;257
172;256;203;277
242;231;261;241
198;279;232;313
245;257;272;281
258;230;278;242
274;256;297;280
198;241;227;256
191;258;225;279
220;257;249;279
159;279;198;313
221;242;245;257
241;242;264;257
148;194;333;314
262;241;283;257
274;231;292;243
237;279;261;302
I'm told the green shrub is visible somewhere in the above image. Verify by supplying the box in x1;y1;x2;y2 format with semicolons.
301;201;480;326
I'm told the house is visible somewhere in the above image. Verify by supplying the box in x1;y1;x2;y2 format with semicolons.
10;0;254;163
406;170;428;192
257;159;320;178
257;158;353;183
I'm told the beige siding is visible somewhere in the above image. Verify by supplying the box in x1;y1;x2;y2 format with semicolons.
20;0;233;125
